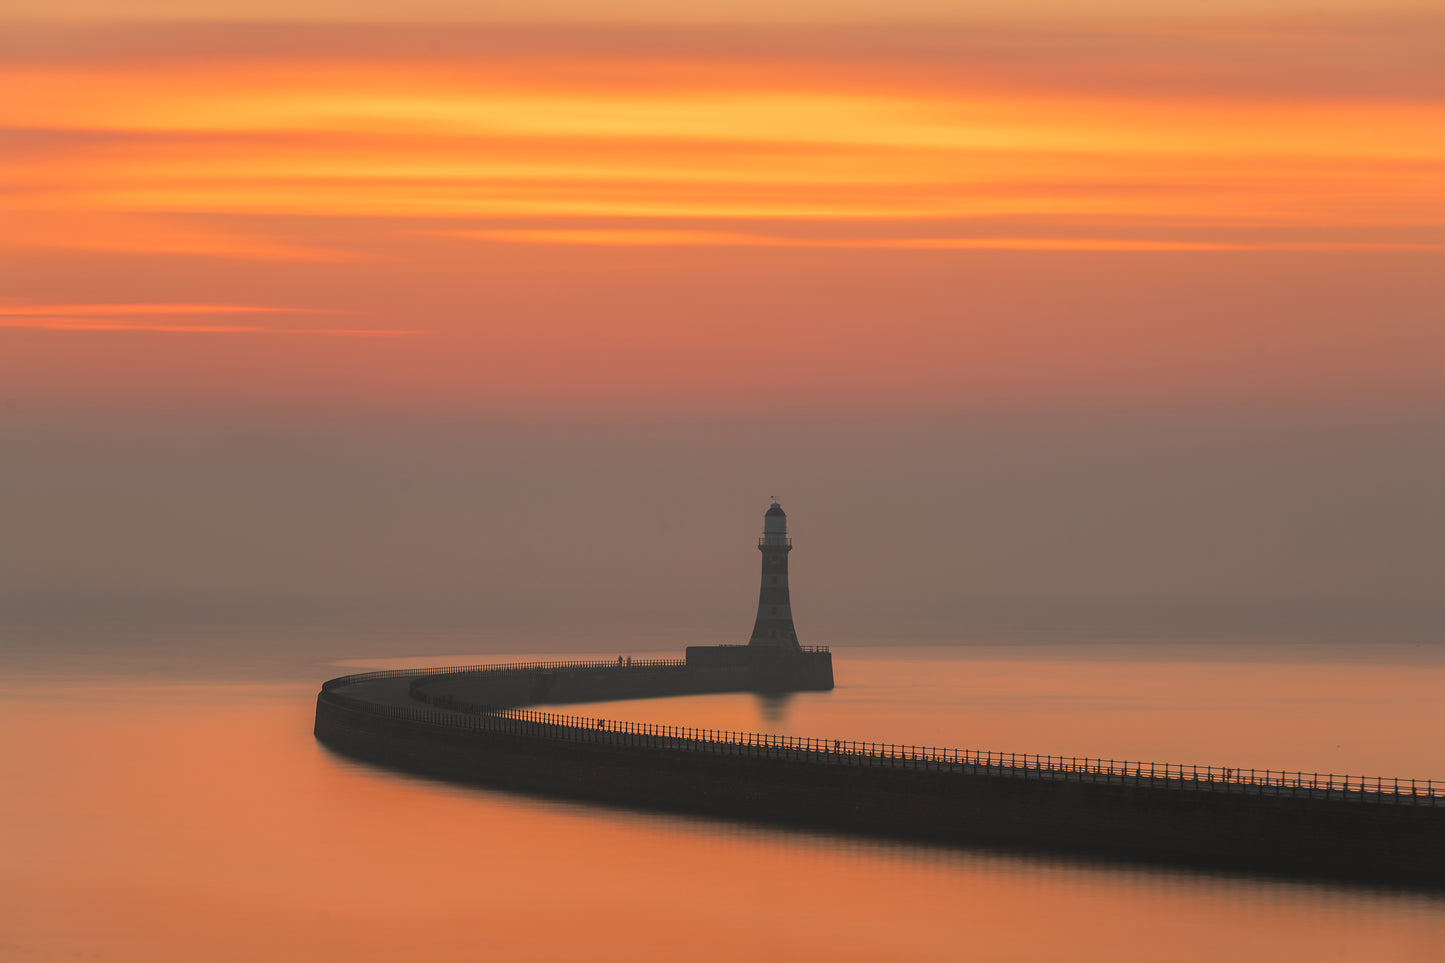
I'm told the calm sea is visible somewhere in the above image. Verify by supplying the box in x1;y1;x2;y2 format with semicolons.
3;636;1443;961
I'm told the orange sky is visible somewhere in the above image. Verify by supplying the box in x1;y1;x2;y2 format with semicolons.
2;9;1442;415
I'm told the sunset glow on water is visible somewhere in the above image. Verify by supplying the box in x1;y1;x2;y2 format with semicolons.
4;642;1444;962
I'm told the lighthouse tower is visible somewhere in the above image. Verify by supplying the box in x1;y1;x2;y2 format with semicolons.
748;501;802;652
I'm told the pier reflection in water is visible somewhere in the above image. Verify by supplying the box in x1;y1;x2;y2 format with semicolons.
3;642;1443;962
752;691;795;726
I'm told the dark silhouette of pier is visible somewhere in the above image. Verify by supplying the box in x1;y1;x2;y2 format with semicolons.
331;658;1441;808
315;656;1444;889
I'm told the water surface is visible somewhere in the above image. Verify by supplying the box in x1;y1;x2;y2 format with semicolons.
3;639;1442;961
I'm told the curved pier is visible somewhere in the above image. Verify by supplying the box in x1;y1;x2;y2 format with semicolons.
315;654;1444;889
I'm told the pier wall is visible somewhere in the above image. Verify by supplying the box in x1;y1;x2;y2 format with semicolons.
314;656;1442;889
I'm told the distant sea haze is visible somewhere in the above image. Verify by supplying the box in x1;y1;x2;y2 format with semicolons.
5;412;1442;650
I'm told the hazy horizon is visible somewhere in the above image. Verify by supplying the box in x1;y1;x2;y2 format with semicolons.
5;407;1442;655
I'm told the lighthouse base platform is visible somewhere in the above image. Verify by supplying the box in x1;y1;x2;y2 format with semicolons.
407;647;833;712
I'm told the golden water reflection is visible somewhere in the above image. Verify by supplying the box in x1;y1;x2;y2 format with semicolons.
3;646;1442;961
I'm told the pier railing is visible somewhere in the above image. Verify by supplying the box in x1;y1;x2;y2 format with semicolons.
322;658;1442;807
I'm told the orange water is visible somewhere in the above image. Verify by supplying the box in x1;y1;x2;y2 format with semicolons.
3;642;1442;961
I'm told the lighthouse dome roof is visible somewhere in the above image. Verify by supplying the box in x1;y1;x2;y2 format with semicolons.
765;502;786;517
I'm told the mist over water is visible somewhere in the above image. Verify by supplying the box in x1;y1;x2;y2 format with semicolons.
4;409;1443;646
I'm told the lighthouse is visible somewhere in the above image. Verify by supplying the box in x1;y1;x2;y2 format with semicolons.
682;500;831;687
749;501;802;652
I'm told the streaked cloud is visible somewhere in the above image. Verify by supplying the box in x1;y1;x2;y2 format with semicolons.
0;319;419;335
0;303;420;336
8;0;1435;25
0;210;367;261
0;15;1439;412
452;228;1445;252
3;23;1442;254
0;303;318;316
